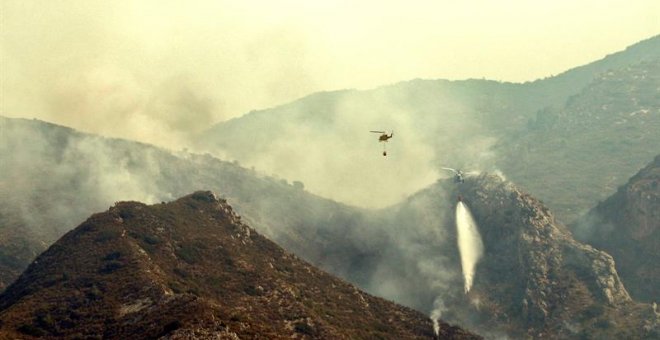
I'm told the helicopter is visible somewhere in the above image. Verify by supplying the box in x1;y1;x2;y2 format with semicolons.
370;130;394;156
441;167;465;183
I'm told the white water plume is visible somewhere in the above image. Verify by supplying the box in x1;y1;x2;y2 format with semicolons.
456;201;484;294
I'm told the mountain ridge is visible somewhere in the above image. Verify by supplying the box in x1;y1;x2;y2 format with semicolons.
0;191;478;339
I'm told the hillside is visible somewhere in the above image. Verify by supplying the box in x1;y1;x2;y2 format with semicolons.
2;116;659;338
311;173;659;338
0;219;44;292
196;36;660;213
0;191;477;339
575;154;660;303
0;116;366;291
196;79;551;209
526;35;660;104
499;57;660;223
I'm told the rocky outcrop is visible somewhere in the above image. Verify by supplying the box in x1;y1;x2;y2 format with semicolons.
451;173;655;339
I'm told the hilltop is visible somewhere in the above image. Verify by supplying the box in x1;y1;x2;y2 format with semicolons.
0;191;477;339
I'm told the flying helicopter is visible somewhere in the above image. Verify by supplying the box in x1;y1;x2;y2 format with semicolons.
370;130;394;156
441;167;465;183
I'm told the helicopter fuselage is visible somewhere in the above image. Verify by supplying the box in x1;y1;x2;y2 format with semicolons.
378;133;393;142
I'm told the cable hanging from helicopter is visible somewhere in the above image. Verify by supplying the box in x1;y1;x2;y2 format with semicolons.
370;130;394;156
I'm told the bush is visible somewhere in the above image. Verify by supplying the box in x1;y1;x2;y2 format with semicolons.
94;229;119;242
294;322;316;336
176;245;201;264
102;251;121;261
98;261;122;274
17;324;45;336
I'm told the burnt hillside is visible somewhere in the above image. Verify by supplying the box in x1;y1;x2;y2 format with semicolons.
0;191;477;339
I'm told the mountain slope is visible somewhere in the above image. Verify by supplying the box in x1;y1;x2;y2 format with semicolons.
196;36;660;211
526;35;660;104
0;191;477;339
498;56;660;223
0;116;367;291
575;154;660;303
0;219;44;292
221;171;660;339
196;79;549;208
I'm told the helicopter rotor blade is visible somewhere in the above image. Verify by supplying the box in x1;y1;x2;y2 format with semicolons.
370;130;386;133
441;167;458;173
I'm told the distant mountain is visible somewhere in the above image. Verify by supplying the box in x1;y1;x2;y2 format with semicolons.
526;35;660;104
498;56;660;223
575;154;660;303
195;79;550;208
196;36;660;212
0;191;477;339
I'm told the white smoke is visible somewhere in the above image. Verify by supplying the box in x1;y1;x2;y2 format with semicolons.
430;297;447;336
456;201;484;294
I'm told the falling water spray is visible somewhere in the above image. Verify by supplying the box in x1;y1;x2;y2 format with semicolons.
456;201;484;294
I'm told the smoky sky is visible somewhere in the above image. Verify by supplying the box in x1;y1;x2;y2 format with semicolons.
2;0;659;148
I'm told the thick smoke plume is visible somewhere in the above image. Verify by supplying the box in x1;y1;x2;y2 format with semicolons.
455;201;484;294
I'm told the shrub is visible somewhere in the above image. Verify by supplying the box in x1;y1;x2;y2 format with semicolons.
176;245;200;264
102;251;121;261
98;261;122;274
294;322;316;336
17;324;45;337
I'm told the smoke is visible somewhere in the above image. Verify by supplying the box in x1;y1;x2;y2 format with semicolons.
456;201;484;294
0;1;323;149
201;81;503;208
571;209;615;242
4;1;650;179
0;117;500;337
0;118;176;240
430;297;447;336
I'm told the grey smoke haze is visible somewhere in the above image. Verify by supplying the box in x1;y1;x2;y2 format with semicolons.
1;1;321;148
0;117;467;327
0;119;175;240
2;1;658;150
201;82;501;208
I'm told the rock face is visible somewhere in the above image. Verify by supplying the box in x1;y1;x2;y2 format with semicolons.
0;191;477;339
449;174;657;339
576;154;660;303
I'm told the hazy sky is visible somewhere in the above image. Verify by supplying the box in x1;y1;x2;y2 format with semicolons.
1;0;659;145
